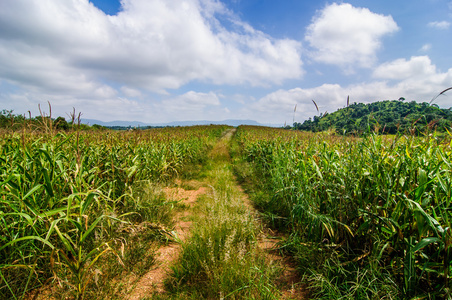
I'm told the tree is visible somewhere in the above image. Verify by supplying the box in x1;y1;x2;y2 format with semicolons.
54;117;69;130
292;99;452;135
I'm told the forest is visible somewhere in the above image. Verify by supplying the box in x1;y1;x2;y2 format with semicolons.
293;99;452;134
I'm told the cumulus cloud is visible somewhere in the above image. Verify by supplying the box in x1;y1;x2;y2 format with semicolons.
372;56;452;101
0;88;144;121
0;0;303;96
373;56;436;80
155;91;224;121
251;84;355;123
428;21;451;29
120;86;142;98
162;91;220;111
251;56;452;124
305;3;398;69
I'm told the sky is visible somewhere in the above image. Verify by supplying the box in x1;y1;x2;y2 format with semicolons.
0;0;451;125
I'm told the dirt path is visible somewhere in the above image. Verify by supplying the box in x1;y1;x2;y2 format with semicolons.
127;184;208;299
217;128;305;298
236;183;306;299
128;128;306;299
231;169;305;297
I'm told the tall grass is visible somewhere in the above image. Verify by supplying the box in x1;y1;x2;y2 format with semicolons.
0;125;228;299
233;125;452;299
166;130;281;299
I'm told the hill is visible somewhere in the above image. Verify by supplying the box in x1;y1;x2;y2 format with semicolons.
293;100;452;134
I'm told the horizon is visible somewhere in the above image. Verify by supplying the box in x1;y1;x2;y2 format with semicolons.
79;118;276;127
1;0;451;125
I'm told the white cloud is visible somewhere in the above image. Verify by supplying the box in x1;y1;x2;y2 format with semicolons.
0;89;144;122
121;86;142;98
161;91;220;114
251;56;452;123
305;3;398;69
251;84;353;123
420;44;432;52
0;0;303;96
428;21;451;29
373;56;436;80
152;90;237;121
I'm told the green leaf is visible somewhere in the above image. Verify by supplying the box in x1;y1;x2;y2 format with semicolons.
23;184;42;200
1;212;34;226
41;168;54;197
80;216;104;243
38;205;77;218
437;170;450;196
81;192;98;215
54;225;76;257
84;244;112;268
0;235;55;252
39;148;53;166
404;237;416;295
22;200;39;217
409;199;444;235
312;160;323;180
413;237;442;253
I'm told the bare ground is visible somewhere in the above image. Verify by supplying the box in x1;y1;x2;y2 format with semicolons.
236;185;307;300
127;183;209;299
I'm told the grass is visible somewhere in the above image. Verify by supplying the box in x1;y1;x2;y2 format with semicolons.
232;125;452;299
0;125;228;299
164;129;282;299
4;121;450;299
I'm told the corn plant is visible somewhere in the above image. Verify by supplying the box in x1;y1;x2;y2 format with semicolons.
0;125;228;299
233;125;452;299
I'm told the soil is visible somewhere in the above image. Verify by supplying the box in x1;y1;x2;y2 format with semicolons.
236;184;307;299
127;184;208;299
128;128;307;299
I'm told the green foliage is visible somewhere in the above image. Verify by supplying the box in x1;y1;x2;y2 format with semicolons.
0;109;109;132
0;125;227;299
0;110;26;129
167;130;281;299
293;100;452;135
53;117;69;130
233;125;452;299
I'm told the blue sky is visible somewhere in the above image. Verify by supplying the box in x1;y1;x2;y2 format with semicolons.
0;0;451;125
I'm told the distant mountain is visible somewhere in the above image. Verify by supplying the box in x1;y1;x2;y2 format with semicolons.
164;119;262;127
81;119;150;127
81;118;275;128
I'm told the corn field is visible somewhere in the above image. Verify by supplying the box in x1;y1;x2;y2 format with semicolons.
3;123;451;299
0;125;227;299
233;126;452;299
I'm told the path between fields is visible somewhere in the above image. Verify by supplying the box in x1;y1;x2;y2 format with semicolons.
127;182;207;300
128;128;305;299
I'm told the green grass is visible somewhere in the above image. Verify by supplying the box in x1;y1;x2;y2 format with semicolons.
232;125;452;299
5;122;449;299
165;129;282;299
0;125;228;299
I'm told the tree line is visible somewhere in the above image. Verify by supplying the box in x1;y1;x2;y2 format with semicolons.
0;109;167;131
292;99;452;135
0;109;105;131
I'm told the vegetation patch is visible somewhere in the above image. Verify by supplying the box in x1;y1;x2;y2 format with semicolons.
0;125;228;299
293;98;452;135
233;125;452;299
165;130;282;299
